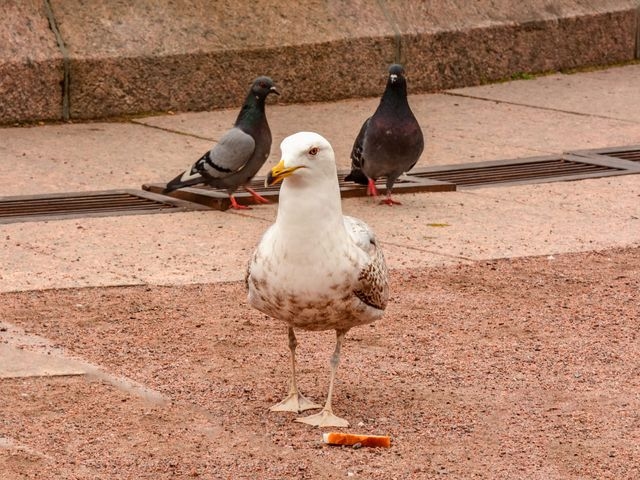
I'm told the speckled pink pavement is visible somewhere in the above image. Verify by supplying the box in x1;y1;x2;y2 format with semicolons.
1;66;639;479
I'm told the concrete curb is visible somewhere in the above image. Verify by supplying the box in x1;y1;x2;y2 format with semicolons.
1;1;638;124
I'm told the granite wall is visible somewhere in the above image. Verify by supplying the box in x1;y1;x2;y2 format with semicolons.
1;0;638;124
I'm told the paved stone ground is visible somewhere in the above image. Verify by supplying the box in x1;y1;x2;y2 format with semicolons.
1;248;638;479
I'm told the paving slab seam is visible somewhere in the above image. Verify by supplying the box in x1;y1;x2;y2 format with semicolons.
442;91;640;125
130;118;217;142
381;241;475;262
1;243;152;289
43;0;69;121
1;320;167;404
457;188;606;214
226;210;276;224
0;437;53;460
637;3;640;58
376;0;402;63
464;187;640;219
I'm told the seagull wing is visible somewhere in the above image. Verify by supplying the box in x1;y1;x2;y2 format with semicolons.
344;215;389;311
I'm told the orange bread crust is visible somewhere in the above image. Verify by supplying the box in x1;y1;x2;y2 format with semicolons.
322;432;391;448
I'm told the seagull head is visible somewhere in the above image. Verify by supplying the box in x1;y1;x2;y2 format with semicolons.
252;76;280;98
266;132;336;187
387;64;406;85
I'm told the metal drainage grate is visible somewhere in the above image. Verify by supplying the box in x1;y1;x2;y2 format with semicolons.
146;147;640;210
0;189;208;224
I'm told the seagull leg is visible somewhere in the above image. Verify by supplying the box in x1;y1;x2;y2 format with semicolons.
229;194;251;210
244;186;270;204
270;327;321;413
366;178;379;198
296;329;349;427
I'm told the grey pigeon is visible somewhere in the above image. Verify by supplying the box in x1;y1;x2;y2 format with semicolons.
164;76;279;209
345;64;424;205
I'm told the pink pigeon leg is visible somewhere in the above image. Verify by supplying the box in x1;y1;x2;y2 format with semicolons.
244;186;270;204
229;195;251;210
366;178;379;197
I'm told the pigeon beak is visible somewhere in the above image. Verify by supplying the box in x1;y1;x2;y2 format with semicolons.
265;160;304;186
270;86;280;95
390;74;398;83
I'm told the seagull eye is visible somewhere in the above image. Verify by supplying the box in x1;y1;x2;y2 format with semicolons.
308;147;319;156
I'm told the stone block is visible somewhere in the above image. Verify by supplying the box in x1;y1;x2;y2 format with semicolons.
0;1;63;124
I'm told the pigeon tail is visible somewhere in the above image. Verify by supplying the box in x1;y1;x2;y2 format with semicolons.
163;171;205;194
344;168;369;186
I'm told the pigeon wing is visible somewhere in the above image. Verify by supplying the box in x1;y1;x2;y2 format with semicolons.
164;128;255;192
344;118;370;184
196;127;256;179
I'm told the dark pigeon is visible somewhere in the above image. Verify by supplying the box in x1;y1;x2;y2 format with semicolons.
345;64;424;205
164;76;279;209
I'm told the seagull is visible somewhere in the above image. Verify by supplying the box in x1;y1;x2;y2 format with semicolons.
163;76;279;210
345;64;424;206
246;132;389;427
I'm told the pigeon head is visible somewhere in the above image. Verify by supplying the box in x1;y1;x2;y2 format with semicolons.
251;76;280;98
266;132;336;186
387;64;406;85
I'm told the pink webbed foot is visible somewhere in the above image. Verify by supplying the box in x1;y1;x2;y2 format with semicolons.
379;195;402;206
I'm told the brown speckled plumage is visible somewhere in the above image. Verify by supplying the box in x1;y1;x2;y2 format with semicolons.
246;214;388;332
354;242;388;310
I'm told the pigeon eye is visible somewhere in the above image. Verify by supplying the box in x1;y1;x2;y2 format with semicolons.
259;82;267;88
308;147;319;156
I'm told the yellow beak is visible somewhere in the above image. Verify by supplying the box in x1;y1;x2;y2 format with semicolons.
265;159;305;186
